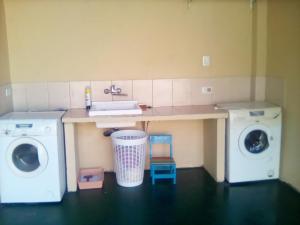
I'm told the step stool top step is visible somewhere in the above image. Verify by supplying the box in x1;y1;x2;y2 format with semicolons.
149;134;172;144
151;157;175;164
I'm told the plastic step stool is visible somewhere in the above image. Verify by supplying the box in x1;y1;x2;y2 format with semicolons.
149;134;176;185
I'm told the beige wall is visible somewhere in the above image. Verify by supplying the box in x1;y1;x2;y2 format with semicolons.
250;0;267;99
0;0;12;115
254;0;268;78
3;0;264;173
4;0;255;82
253;0;268;103
266;0;300;191
1;0;271;176
77;121;203;171
0;0;10;85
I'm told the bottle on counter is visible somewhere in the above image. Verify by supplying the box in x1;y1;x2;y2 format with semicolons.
85;86;92;110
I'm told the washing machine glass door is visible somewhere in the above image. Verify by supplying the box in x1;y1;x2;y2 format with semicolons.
239;124;273;160
7;137;48;177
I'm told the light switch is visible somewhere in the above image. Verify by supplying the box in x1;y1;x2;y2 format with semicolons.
202;56;210;67
202;86;213;94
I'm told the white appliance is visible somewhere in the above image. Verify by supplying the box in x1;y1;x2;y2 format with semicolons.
0;112;66;203
217;102;282;183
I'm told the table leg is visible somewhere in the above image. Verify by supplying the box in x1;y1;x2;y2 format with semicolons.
203;118;226;182
64;123;79;192
216;118;225;182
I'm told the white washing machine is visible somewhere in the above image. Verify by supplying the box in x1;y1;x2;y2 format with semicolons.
0;112;66;203
217;102;282;183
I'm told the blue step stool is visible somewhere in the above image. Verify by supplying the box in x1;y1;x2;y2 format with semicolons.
149;134;176;185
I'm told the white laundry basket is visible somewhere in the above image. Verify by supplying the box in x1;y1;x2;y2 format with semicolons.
111;130;148;187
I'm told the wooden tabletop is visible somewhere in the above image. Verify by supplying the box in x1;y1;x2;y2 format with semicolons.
62;105;228;123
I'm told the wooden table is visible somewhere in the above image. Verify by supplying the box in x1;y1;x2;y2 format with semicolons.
62;105;228;192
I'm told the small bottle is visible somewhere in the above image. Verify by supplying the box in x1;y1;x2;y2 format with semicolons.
85;86;92;110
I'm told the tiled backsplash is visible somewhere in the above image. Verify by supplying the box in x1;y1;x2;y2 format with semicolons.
265;76;285;107
11;77;266;112
0;84;13;115
153;79;173;107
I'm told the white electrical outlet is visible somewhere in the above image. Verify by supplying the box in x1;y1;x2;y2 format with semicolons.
202;56;210;67
202;86;213;94
5;87;11;97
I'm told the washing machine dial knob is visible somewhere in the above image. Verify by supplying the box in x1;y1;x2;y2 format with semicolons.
45;126;52;134
4;129;11;135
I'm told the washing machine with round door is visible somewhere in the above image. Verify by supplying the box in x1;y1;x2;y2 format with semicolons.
0;111;66;203
217;102;282;183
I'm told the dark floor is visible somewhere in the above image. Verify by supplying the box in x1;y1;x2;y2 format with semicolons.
0;168;299;225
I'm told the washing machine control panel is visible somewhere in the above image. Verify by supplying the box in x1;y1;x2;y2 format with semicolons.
0;124;13;136
0;122;57;137
230;108;281;123
249;111;265;117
